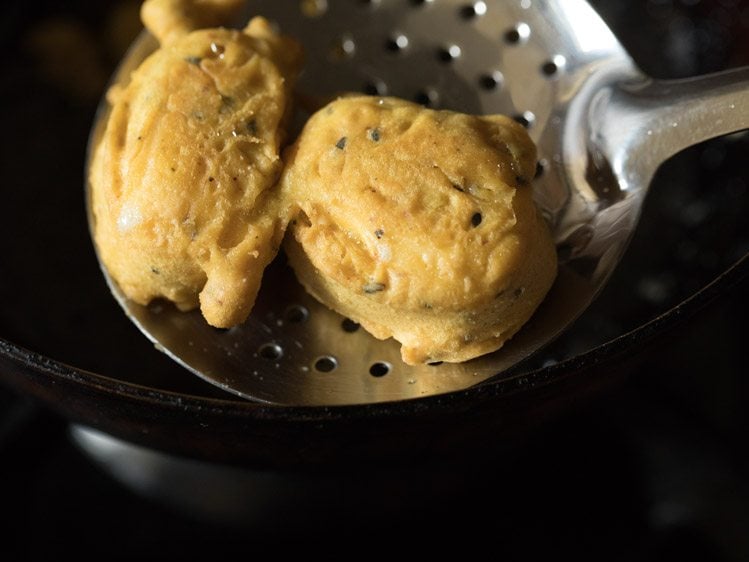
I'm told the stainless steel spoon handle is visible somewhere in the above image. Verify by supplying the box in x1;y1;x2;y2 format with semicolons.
597;66;749;192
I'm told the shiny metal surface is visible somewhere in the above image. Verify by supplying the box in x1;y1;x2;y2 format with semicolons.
86;0;749;405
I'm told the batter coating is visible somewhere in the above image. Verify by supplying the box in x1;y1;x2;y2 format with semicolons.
89;2;302;327
280;96;558;364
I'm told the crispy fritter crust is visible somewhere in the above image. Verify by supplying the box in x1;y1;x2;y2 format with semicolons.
90;15;302;327
280;96;558;364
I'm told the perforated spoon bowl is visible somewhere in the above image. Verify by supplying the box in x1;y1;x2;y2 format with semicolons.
87;0;749;406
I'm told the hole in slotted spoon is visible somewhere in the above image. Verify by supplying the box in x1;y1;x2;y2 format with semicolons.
284;304;309;323
478;71;503;90
362;79;388;96
535;160;547;178
385;33;409;52
314;356;338;372
369;362;391;377
541;55;566;77
330;35;355;60
459;2;487;19
437;44;462;63
513;111;536;128
259;343;283;360
504;22;531;44
414;88;439;107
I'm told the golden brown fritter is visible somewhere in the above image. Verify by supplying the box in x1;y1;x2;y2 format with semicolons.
90;6;302;328
280;96;558;364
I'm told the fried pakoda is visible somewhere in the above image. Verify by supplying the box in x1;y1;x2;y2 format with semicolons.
90;0;302;327
280;96;557;364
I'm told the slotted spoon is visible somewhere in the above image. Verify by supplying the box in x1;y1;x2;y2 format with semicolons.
86;0;749;406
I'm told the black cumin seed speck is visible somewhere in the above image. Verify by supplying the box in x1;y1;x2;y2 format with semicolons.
374;229;384;239
336;137;347;149
368;128;380;142
471;212;482;227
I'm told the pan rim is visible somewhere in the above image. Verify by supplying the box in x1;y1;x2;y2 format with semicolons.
2;252;746;420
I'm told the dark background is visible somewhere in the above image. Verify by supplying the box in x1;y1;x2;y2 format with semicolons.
1;0;748;557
